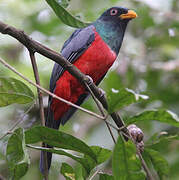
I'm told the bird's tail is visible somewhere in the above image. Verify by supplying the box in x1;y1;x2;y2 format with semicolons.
39;92;80;174
39;102;61;174
39;144;52;174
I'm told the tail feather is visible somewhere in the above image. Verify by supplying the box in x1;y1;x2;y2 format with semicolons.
39;145;52;174
39;93;87;174
39;103;60;174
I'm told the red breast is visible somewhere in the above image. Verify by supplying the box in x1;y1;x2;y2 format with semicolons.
51;29;117;121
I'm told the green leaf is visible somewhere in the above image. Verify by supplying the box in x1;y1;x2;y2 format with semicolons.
146;132;179;147
106;87;149;113
91;146;112;165
61;163;75;180
104;71;148;113
83;146;112;172
112;135;128;180
112;135;145;180
73;164;84;180
145;148;169;179
6;128;30;180
104;71;123;91
25;126;97;162
128;172;146;180
27;144;91;174
127;109;179;127
99;173;114;180
0;77;34;107
45;0;89;28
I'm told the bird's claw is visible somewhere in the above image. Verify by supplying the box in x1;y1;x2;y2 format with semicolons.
85;75;105;96
86;75;94;86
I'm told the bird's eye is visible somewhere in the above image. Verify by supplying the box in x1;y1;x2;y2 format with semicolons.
110;9;118;16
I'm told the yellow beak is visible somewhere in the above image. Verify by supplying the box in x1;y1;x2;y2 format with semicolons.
119;10;138;19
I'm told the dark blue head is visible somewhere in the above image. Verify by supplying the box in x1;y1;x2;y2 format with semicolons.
93;7;137;54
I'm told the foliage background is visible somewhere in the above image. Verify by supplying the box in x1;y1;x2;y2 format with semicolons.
0;0;178;179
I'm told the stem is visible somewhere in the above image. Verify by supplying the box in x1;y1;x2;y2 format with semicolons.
29;52;48;179
29;52;45;126
88;169;101;180
127;133;154;180
85;81;116;144
137;149;154;180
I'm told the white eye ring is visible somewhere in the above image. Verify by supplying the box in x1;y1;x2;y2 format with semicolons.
110;9;118;16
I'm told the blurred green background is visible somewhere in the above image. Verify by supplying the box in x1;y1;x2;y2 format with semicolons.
0;0;178;179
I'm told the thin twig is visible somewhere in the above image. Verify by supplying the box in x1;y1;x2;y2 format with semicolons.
29;52;48;180
29;52;45;126
105;122;116;144
0;103;35;140
0;56;104;120
85;82;116;144
126;132;154;180
136;149;154;180
88;169;101;180
84;82;106;116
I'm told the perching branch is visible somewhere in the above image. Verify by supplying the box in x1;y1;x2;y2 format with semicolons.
0;56;118;131
0;57;104;120
0;20;126;133
84;82;116;144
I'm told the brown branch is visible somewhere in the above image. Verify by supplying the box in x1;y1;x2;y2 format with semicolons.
0;56;119;132
137;150;154;180
85;82;116;144
0;21;125;132
0;21;90;85
29;52;48;179
0;56;105;120
29;52;45;126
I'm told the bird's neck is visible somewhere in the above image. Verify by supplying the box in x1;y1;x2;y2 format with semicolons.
93;20;128;55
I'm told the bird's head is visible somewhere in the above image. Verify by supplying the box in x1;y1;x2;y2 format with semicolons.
93;7;137;54
98;7;137;24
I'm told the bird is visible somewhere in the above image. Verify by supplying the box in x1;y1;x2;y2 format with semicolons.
40;6;137;174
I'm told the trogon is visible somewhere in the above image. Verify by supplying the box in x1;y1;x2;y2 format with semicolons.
40;6;137;173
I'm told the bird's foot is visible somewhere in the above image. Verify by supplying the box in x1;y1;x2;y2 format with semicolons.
85;75;94;86
85;75;107;108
